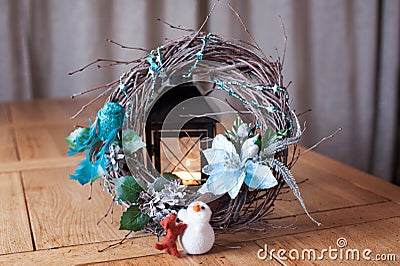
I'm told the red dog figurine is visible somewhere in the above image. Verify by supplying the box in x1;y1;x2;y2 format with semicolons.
154;213;187;258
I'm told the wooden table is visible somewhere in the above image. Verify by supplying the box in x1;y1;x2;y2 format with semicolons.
0;98;399;265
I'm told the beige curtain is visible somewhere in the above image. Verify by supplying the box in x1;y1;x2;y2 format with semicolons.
1;0;399;183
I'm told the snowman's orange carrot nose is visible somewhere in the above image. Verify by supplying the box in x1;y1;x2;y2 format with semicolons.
193;203;201;212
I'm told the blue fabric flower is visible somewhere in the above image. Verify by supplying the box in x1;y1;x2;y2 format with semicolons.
199;134;278;199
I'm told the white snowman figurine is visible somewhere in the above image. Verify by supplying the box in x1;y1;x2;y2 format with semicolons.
178;201;215;255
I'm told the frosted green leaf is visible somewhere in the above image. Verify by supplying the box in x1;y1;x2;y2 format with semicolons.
114;175;143;202
122;129;146;154
119;205;150;231
65;127;90;150
232;117;243;132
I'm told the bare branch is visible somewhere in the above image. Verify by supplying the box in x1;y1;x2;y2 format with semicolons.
184;0;218;48
106;38;150;52
228;3;267;59
302;128;343;154
156;18;195;32
98;231;132;252
72;79;118;98
69;58;139;75
278;16;288;67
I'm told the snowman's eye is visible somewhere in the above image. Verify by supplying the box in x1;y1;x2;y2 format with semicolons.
201;206;205;210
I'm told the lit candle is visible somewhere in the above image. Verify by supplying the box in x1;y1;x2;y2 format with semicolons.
172;171;201;186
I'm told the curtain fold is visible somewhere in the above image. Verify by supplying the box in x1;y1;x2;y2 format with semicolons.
0;0;399;183
371;0;399;182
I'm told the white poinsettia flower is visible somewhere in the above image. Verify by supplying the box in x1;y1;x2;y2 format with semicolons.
199;134;278;199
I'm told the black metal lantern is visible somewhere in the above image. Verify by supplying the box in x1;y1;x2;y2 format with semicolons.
145;83;216;185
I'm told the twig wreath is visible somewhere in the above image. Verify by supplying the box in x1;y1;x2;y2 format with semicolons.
66;8;328;239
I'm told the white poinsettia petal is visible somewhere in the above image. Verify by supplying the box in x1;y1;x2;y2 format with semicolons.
198;168;244;198
202;162;225;176
227;171;246;199
244;161;277;189
237;123;250;138
202;148;227;164
212;134;237;156
240;134;259;160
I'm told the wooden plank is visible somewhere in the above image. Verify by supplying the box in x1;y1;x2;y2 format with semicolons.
14;124;75;161
0;155;83;173
298;149;400;204
215;201;400;245
22;167;135;250
83;241;281;266
10;98;104;127
0;126;18;162
84;255;200;266
0;237;280;266
182;242;273;266
0;102;11;125
0;172;33;255
0;201;398;264
270;159;388;219
61;97;105;122
1;201;398;265
269;161;387;221
255;217;400;265
0;235;157;265
11;98;66;125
